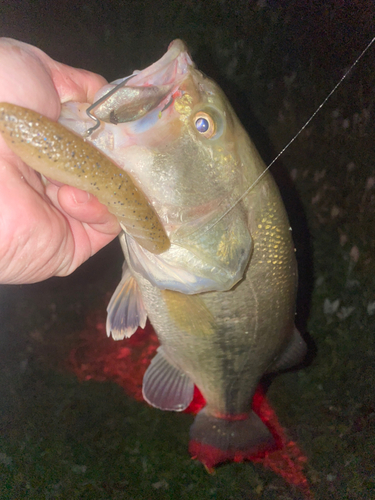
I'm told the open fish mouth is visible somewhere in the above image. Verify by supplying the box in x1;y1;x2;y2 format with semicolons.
88;40;193;127
126;39;193;87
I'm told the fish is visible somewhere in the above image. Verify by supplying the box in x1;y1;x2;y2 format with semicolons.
0;39;307;467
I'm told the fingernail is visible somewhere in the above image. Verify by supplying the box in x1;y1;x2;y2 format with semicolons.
73;189;90;204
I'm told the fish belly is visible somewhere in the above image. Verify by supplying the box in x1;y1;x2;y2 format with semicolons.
127;175;303;467
136;258;296;415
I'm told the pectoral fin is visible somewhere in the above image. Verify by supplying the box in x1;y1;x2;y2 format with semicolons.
106;264;147;340
142;346;194;411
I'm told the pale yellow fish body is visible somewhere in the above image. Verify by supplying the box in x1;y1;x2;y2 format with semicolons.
90;40;304;465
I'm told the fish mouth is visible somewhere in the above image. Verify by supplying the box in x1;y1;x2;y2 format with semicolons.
91;40;193;125
130;39;193;87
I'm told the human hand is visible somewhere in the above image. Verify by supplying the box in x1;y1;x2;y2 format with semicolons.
0;38;121;284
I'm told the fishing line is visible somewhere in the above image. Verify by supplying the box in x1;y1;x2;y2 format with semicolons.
223;33;375;395
205;35;375;234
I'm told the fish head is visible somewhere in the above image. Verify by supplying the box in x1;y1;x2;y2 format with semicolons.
60;40;263;292
62;40;260;236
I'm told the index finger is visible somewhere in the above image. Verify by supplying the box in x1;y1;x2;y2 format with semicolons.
0;38;107;119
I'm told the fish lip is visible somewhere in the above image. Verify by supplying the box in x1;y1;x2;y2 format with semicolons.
90;40;193;126
128;39;193;89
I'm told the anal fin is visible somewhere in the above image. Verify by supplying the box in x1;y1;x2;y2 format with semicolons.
142;346;194;412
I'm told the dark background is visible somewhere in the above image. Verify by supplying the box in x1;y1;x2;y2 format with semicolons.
0;1;374;498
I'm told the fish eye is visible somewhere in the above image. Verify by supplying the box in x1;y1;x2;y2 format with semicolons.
194;112;216;139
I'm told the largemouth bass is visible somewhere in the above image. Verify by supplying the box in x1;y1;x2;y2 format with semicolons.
0;40;306;468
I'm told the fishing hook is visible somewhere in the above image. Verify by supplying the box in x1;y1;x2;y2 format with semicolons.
85;73;136;136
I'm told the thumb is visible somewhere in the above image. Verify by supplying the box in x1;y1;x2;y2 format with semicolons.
49;183;121;235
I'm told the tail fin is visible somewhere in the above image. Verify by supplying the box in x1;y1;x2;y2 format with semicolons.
189;408;276;469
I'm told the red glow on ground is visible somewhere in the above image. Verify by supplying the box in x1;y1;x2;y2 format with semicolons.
68;311;313;499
